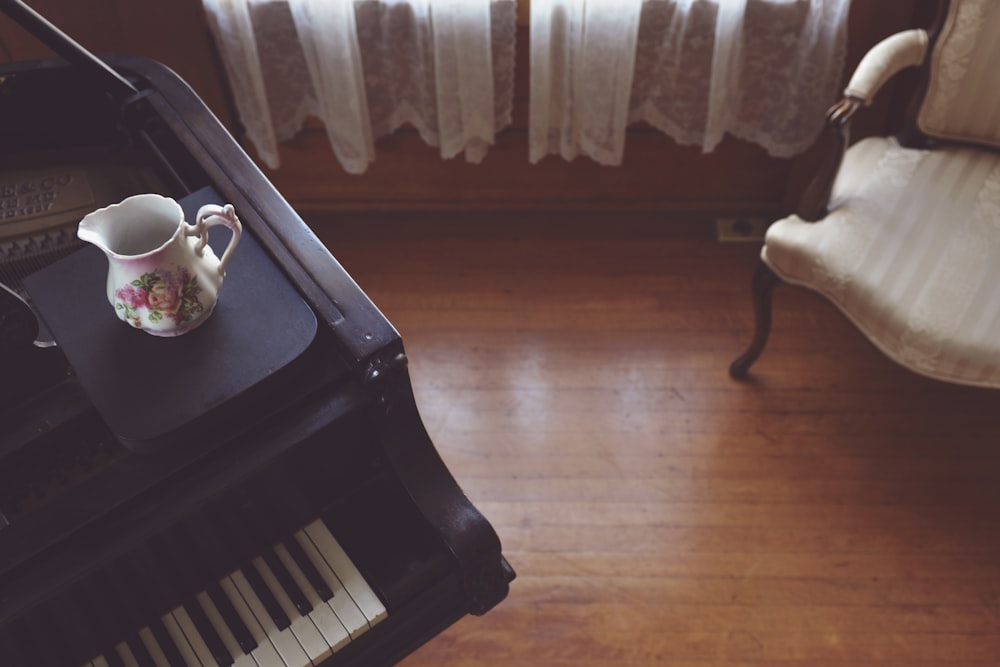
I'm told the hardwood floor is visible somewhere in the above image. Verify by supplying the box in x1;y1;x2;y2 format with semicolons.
313;212;1000;666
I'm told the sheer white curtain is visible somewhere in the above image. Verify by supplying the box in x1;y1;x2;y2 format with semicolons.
531;0;852;165
202;0;516;174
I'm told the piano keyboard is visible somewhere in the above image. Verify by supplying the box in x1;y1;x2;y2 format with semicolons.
76;520;387;667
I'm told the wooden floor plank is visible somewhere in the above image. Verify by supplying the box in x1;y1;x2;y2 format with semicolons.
312;213;1000;666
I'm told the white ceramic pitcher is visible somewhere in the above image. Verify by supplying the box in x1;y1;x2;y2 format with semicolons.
77;194;242;336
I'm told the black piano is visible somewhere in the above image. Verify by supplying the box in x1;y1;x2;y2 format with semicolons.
0;1;512;665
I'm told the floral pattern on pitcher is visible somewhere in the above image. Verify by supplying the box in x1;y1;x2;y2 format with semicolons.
114;266;204;329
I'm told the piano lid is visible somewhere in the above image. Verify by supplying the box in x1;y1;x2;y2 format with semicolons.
0;0;138;101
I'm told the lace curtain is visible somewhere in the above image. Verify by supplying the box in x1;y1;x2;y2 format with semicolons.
204;0;850;172
531;0;852;165
202;0;517;174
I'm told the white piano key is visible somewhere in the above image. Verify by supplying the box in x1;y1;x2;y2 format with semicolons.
115;641;141;667
163;608;205;666
302;520;387;625
294;529;369;639
197;591;259;667
254;554;332;664
274;543;351;653
138;627;172;667
231;569;310;667
91;657;111;667
173;605;219;667
220;576;285;667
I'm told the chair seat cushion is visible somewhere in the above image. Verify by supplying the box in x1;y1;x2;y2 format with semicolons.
762;136;1000;387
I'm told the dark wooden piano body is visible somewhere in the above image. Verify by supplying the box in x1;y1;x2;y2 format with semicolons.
0;3;512;665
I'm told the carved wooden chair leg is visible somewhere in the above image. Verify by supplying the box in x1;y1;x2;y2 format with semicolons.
729;261;781;379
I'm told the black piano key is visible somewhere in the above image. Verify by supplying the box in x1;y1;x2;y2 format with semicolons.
183;517;259;655
232;490;315;618
148;534;235;667
262;544;313;616
250;474;335;604
144;612;189;667
230;508;313;618
209;577;261;657
123;552;191;667
100;644;128;667
242;552;292;631
126;634;159;667
236;484;312;616
283;532;335;602
97;567;159;667
164;535;237;667
206;502;292;631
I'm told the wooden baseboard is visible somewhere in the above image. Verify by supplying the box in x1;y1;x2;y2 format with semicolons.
252;126;793;217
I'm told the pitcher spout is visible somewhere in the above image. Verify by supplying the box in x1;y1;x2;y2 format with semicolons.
77;194;184;259
76;213;114;255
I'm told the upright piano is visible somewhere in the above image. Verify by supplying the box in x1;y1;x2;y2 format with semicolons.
0;2;513;665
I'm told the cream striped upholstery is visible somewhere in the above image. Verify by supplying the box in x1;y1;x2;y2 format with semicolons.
763;136;1000;387
757;0;1000;388
918;0;1000;148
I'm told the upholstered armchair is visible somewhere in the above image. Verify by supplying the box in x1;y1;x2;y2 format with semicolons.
730;0;1000;388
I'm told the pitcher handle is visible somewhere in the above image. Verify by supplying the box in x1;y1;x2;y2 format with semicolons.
190;203;243;274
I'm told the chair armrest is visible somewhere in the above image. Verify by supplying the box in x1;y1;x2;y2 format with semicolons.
794;29;928;222
844;29;929;105
794;102;856;222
